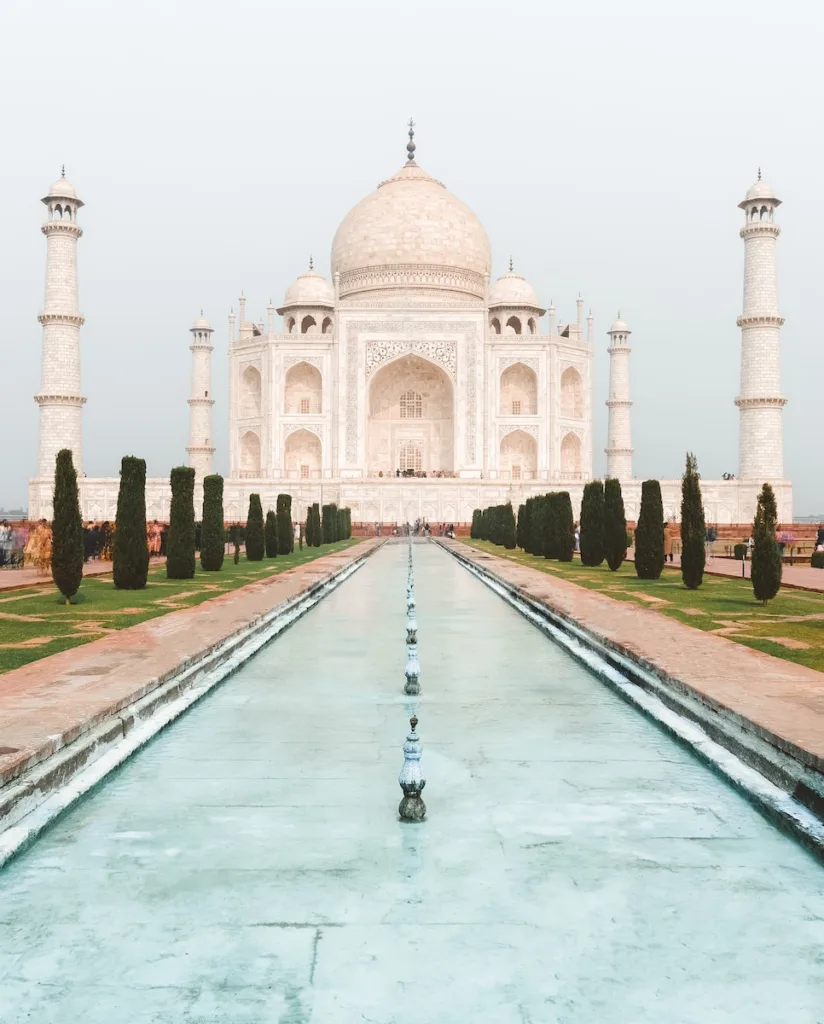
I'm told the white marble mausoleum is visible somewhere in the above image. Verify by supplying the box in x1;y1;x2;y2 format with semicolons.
28;135;793;526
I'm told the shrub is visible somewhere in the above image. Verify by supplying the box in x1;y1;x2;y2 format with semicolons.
51;448;84;605
580;480;605;567
635;479;665;580
734;543;747;561
265;510;278;558
557;492;575;562
811;551;824;569
276;494;294;554
167;466;196;580
604;478;627;572
528;496;548;557
200;474;225;571
322;504;335;544
680;452;706;590
752;483;781;603
113;456;149;590
245;494;265;561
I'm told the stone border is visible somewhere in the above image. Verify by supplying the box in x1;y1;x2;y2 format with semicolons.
439;540;824;861
0;544;378;869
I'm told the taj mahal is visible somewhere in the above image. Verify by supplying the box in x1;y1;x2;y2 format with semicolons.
28;127;792;525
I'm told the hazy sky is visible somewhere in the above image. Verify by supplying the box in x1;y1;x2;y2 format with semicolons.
2;0;821;513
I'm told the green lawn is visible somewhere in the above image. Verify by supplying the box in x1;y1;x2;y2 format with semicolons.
464;539;824;673
0;540;360;674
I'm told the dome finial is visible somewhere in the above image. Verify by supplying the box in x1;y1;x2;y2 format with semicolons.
61;164;65;178
758;167;762;180
309;254;314;271
509;255;513;273
406;118;416;163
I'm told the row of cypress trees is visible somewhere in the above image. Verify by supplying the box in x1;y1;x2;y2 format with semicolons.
303;502;352;549
243;493;295;562
471;503;517;548
514;493;576;561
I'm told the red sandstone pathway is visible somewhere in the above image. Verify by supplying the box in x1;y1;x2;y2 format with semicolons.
450;540;824;772
660;552;824;591
0;557;166;593
0;539;381;790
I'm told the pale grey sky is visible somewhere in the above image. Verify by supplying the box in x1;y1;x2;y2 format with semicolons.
2;0;821;513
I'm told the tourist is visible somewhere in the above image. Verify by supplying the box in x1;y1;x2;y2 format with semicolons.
0;520;11;568
24;519;52;575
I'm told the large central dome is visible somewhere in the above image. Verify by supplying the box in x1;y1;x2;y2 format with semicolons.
331;161;491;303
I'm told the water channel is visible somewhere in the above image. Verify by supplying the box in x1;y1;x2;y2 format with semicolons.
1;542;823;1022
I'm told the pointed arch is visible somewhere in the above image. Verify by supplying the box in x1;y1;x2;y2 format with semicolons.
285;361;322;414
284;428;321;480
321;316;333;334
560;367;583;418
490;317;501;335
301;314;317;334
240;431;261;475
240;365;262;418
560;432;581;477
500;362;537;416
500;429;537;480
505;316;522;335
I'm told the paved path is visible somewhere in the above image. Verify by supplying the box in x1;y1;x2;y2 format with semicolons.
451;541;824;771
0;540;380;791
660;551;824;591
0;557;166;592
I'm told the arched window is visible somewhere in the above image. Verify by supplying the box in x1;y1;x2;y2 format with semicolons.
490;317;501;335
399;441;422;472
560;432;581;476
286;317;296;334
284;361;322;414
399;390;422;419
499;362;537;416
301;315;317;334
751;206;759;221
321;316;333;334
560;367;583;418
527;317;537;335
505;316;522;335
760;205;768;220
240;366;262;418
55;204;63;219
240;431;261;475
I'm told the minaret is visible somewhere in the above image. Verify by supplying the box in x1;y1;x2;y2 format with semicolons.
605;315;633;481
35;170;86;478
186;313;215;479
736;172;786;480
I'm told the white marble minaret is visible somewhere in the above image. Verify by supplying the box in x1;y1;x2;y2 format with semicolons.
186;314;215;481
736;172;786;481
35;171;86;479
605;315;633;481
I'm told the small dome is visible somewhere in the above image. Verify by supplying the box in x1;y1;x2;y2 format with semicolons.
192;313;211;330
609;317;629;334
280;270;335;310
47;178;77;199
740;174;780;208
489;269;541;309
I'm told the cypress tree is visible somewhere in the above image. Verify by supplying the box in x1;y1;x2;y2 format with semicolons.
305;506;314;547
543;493;559;559
680;453;706;589
529;496;549;558
471;509;481;540
113;456;149;590
321;504;333;544
245;494;265;561
276;494;294;554
557;492;575;562
346;508;352;539
516;504;527;550
166;466;196;580
604;478;628;572
522;498;535;553
265;510;278;558
579;480;605;566
200;474;225;571
752;482;782;604
635;479;665;580
501;502;517;549
51;448;84;605
311;503;322;547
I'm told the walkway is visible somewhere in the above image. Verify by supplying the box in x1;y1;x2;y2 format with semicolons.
661;551;824;591
0;542;822;1022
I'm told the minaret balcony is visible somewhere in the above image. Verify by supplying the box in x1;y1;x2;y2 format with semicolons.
38;312;84;326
